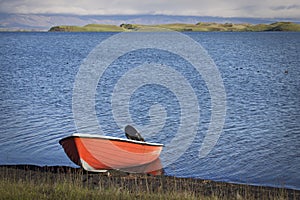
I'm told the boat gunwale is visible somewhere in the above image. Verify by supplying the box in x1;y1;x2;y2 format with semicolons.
59;133;164;147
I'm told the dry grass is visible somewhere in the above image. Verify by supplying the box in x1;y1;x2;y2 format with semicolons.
0;165;299;200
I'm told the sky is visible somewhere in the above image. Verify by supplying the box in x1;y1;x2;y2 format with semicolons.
0;0;300;18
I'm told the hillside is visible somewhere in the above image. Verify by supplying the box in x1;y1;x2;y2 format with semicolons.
49;24;124;32
5;13;300;31
49;22;300;32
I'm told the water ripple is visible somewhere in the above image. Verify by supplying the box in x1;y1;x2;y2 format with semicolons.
1;32;300;189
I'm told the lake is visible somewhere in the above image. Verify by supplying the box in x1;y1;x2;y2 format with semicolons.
0;31;299;190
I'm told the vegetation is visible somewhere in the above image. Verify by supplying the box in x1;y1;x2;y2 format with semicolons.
49;24;124;32
1;165;299;199
49;22;300;32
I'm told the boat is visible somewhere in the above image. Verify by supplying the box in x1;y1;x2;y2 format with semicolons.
59;127;163;174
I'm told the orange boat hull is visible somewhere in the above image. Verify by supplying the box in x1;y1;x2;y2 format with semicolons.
59;134;163;173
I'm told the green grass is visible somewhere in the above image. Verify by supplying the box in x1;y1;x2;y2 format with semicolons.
268;22;300;31
0;172;201;200
49;22;300;32
0;179;203;200
49;24;124;32
0;166;298;200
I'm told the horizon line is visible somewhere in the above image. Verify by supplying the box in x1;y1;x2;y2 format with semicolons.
1;13;300;20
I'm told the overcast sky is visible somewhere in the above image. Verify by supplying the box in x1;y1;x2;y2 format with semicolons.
1;0;300;18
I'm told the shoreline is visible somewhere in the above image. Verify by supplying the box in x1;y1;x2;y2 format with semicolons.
1;165;299;199
48;22;300;32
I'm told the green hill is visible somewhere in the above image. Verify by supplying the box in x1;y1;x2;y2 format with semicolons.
49;22;300;32
49;24;124;32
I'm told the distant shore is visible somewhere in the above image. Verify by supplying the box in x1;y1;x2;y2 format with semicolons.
48;22;300;32
1;165;299;199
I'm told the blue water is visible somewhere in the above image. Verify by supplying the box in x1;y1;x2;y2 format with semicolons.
0;32;299;190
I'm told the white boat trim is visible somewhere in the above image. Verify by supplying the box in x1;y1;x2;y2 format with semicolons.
70;133;164;146
81;158;108;173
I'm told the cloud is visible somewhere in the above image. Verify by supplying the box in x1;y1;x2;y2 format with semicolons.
0;0;300;18
271;4;300;11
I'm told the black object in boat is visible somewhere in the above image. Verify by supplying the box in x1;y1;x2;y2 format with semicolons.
125;125;145;142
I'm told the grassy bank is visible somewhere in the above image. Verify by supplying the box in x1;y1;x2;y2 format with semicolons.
1;165;299;199
49;24;124;32
49;22;300;32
